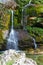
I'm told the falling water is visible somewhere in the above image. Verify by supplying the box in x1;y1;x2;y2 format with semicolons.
6;10;18;50
21;0;33;30
21;0;37;49
33;38;37;49
29;0;32;4
11;10;13;29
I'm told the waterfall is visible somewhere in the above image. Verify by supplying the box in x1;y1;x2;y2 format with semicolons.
11;10;13;29
33;38;37;49
6;10;18;50
21;0;33;30
21;0;37;49
29;0;32;4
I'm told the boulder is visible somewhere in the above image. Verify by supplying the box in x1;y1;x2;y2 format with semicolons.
17;30;35;49
0;0;19;9
0;49;37;65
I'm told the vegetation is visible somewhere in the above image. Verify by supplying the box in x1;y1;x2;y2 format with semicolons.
16;0;43;7
26;26;43;43
26;54;43;65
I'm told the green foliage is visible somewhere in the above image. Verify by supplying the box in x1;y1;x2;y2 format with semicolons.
15;0;43;27
26;26;43;42
26;26;43;35
31;0;43;4
37;18;43;23
16;0;30;7
16;0;43;8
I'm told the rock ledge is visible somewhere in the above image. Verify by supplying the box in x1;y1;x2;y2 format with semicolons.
0;49;37;65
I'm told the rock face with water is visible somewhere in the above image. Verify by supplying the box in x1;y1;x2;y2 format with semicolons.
0;49;37;65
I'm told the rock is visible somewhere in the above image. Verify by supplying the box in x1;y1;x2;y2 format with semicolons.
0;49;37;65
0;0;19;9
17;30;35;49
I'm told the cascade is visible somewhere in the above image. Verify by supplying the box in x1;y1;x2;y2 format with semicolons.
6;10;18;50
